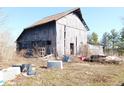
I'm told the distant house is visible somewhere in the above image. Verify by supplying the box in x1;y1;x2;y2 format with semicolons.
16;8;89;57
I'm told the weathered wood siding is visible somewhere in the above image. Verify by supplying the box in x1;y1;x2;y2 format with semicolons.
56;13;87;56
17;21;56;54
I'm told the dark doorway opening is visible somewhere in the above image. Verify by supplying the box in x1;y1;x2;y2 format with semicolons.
70;43;74;55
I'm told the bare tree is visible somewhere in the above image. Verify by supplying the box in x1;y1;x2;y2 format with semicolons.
0;8;7;29
0;8;15;61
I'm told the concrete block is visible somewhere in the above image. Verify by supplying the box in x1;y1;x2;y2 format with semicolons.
2;68;16;81
2;67;21;81
0;71;4;85
11;67;21;75
47;60;63;69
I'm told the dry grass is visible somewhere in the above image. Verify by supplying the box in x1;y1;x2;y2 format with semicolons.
0;32;124;86
1;57;124;86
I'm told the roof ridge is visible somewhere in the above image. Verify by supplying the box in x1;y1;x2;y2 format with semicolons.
26;8;80;29
34;7;80;22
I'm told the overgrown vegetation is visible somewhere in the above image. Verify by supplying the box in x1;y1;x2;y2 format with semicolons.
0;9;15;62
3;59;124;86
0;8;124;86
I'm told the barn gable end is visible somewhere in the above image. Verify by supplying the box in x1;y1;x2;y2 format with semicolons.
56;11;88;56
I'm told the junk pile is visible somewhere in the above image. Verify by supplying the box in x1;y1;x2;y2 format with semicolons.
105;56;122;64
89;55;106;62
46;55;71;69
0;64;36;85
84;55;122;64
78;56;87;61
21;64;36;76
63;55;72;62
42;54;58;61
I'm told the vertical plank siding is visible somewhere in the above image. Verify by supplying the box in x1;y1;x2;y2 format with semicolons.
16;9;89;57
17;21;56;56
56;13;87;56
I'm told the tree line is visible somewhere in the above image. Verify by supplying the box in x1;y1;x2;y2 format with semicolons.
88;28;124;56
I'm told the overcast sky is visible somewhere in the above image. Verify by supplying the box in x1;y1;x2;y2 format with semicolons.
1;7;124;41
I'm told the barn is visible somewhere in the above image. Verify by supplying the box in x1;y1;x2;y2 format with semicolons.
16;8;89;57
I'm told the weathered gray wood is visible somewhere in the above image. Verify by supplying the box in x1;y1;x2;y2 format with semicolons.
17;21;56;56
16;9;88;57
56;13;88;56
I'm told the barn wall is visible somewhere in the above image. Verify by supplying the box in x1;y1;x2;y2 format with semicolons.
56;13;88;56
17;21;56;54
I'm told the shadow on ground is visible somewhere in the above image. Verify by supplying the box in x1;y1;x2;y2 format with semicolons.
121;83;124;86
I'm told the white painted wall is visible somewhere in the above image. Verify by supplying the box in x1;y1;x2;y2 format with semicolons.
56;13;88;56
88;44;104;55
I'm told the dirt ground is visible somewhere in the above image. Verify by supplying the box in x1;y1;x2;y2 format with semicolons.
1;57;124;86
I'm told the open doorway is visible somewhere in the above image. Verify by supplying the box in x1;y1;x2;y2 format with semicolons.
70;43;74;55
